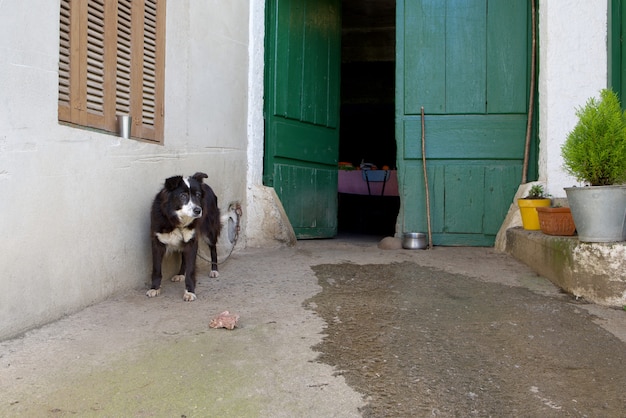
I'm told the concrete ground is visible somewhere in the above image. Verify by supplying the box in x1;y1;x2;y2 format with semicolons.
1;235;625;417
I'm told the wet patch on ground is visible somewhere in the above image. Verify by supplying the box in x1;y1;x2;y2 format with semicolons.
308;262;626;417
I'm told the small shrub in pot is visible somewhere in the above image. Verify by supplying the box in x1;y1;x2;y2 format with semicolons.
560;89;626;242
561;88;626;186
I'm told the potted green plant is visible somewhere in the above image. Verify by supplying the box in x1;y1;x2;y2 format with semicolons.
518;184;551;230
561;88;626;242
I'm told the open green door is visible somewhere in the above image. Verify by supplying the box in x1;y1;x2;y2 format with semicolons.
264;0;341;239
397;0;534;246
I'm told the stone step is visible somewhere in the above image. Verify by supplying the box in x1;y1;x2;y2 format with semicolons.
505;227;626;307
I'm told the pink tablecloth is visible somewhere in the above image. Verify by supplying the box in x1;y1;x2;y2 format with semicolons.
338;170;399;196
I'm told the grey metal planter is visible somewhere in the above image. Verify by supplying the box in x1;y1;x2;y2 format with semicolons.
564;185;626;242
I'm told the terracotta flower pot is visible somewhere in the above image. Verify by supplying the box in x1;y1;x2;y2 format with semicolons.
535;207;576;236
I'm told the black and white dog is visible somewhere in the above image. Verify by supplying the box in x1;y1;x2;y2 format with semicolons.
147;172;221;301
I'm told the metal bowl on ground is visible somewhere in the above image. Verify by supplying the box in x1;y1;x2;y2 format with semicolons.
402;232;427;250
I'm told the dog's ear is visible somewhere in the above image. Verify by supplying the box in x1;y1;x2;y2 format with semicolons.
192;172;208;183
164;176;183;191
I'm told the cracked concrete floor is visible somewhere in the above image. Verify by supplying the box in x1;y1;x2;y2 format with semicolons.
1;235;625;417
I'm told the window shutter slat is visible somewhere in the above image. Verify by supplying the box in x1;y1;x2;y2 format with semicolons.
85;0;106;116
116;0;132;115
141;0;159;128
58;0;72;119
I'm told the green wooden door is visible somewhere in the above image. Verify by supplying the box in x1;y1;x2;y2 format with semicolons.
264;0;341;238
397;0;533;246
610;0;626;103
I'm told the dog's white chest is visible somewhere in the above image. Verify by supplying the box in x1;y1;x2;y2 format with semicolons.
156;227;196;249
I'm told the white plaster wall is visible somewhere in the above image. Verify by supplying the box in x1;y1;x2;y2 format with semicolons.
0;0;250;339
538;0;608;197
247;0;266;190
244;0;296;248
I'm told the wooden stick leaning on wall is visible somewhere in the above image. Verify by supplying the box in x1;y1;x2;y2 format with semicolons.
421;106;433;249
522;0;537;184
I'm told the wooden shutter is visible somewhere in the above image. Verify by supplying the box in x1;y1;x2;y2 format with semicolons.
58;0;165;143
132;0;165;141
116;0;133;120
83;0;108;130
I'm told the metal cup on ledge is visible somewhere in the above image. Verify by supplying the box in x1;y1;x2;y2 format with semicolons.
117;115;132;139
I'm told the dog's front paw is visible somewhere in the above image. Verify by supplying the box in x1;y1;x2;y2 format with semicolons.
209;270;219;278
146;288;161;298
170;274;184;282
183;291;197;302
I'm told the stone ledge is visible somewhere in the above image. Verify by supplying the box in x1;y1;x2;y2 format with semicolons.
505;227;626;307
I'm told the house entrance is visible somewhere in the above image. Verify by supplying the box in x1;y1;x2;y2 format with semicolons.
337;0;399;237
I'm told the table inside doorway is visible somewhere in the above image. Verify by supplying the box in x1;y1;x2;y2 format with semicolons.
338;170;399;196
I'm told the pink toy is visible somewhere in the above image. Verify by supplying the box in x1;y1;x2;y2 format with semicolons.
209;311;240;330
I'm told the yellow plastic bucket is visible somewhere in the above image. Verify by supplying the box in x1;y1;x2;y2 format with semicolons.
518;198;551;230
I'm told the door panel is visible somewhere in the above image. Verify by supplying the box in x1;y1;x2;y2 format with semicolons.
265;0;341;238
397;0;531;246
404;0;528;115
403;115;527;159
274;164;337;238
487;0;529;113
445;1;487;113
272;119;337;165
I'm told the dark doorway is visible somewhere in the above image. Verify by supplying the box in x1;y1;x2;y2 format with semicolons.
338;0;399;236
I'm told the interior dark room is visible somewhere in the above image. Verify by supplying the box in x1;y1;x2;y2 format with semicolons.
338;0;399;236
